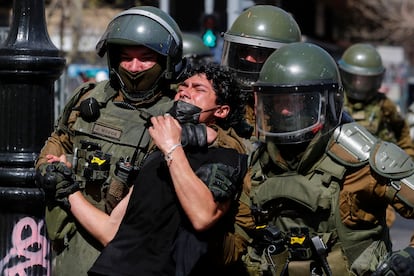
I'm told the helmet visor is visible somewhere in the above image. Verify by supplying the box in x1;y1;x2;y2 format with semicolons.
222;41;275;87
256;90;322;141
341;70;382;101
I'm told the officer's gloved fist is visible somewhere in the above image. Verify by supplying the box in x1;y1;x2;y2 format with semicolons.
196;162;239;202
181;123;207;148
373;246;414;276
35;162;80;210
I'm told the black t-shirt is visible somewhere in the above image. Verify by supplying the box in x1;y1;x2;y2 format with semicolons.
88;147;246;276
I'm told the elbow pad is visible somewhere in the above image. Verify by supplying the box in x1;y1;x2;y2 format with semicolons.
329;123;414;208
370;141;414;208
329;122;377;165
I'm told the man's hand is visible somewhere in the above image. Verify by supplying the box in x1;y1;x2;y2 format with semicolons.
35;162;80;210
149;114;182;154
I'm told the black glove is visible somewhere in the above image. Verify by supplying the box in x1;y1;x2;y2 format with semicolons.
181;123;207;148
196;162;240;202
373;246;414;276
35;162;80;210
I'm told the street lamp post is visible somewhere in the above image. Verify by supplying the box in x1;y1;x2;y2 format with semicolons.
0;0;65;274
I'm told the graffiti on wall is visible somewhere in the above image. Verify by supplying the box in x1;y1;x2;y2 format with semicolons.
0;217;50;276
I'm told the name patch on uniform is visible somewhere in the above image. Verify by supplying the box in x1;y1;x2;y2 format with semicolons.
92;123;122;140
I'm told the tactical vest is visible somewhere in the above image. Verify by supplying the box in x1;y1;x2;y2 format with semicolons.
70;82;173;211
244;123;405;276
45;81;173;244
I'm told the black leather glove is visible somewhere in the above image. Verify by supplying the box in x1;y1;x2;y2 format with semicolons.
196;162;240;202
373;246;414;276
35;162;80;210
181;123;207;148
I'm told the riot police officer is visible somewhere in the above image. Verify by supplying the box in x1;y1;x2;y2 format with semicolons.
339;43;414;228
339;43;414;158
243;42;414;275
218;7;303;270
35;6;184;275
221;5;302;138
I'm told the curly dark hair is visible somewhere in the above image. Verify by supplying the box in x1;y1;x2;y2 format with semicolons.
182;64;246;130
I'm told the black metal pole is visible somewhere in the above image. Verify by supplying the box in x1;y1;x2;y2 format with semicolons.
0;0;65;274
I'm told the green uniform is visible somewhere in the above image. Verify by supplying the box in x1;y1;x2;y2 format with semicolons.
343;93;414;158
339;43;414;231
243;122;414;276
36;81;173;275
35;6;186;275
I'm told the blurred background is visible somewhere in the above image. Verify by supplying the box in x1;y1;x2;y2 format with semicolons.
0;0;412;118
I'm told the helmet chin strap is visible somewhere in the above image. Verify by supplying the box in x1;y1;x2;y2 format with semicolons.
110;68;165;104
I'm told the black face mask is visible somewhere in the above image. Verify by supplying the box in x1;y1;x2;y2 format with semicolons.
168;100;202;124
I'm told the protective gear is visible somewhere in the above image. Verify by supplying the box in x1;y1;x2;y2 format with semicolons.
117;63;163;95
38;7;184;275
196;156;247;202
338;43;385;102
330;122;376;162
244;44;414;276
45;81;173;237
73;97;101;123
96;6;184;104
35;162;80;210
246;122;412;275
181;123;207;148
373;246;414;276
221;5;301;91
330;122;414;209
254;42;344;144
71;93;156;186
370;141;414;179
182;33;214;67
247;137;376;275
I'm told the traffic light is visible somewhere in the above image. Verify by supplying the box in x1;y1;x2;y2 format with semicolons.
201;14;218;48
202;29;217;48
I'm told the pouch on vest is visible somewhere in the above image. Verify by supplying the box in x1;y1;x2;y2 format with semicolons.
45;205;76;245
245;237;350;275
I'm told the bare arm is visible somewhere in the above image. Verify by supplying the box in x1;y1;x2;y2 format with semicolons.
46;154;130;246
68;188;132;246
168;146;230;231
149;115;229;231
